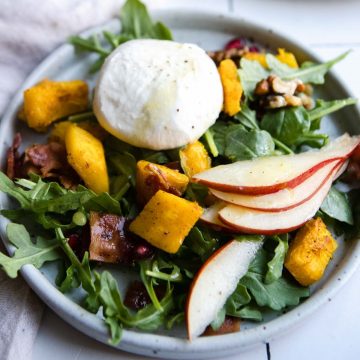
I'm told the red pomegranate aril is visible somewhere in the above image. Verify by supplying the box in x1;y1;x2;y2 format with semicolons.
225;38;246;50
249;45;260;53
68;234;80;250
124;281;151;310
133;242;155;261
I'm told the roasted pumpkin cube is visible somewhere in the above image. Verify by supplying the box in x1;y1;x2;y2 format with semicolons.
23;79;88;131
49;120;108;143
129;190;203;253
276;48;299;69
284;218;338;286
180;141;211;178
242;52;268;68
242;49;298;69
136;160;189;205
65;124;109;194
218;59;243;116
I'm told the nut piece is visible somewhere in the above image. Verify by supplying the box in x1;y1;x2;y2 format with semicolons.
208;47;247;65
265;95;288;109
271;76;300;96
254;79;270;96
284;94;303;107
298;93;315;110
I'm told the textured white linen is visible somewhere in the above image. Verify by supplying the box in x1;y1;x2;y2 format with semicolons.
0;1;120;359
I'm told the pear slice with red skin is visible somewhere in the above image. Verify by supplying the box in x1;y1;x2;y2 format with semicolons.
200;202;238;231
192;134;360;195
186;238;263;340
210;159;343;212
218;163;338;235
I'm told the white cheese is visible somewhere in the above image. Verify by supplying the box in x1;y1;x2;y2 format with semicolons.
93;39;223;150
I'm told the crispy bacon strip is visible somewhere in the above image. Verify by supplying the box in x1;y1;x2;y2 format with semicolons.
23;141;79;188
89;212;154;264
6;133;22;179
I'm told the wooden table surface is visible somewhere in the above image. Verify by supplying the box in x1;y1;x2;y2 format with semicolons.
33;1;360;359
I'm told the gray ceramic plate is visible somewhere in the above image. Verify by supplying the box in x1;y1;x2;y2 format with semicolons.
1;10;359;360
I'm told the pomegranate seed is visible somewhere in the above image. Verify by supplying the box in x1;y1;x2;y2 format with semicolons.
133;243;154;260
68;234;80;250
225;38;246;50
249;45;260;53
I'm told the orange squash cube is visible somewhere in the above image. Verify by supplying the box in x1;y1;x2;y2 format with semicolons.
129;190;203;253
180;141;211;178
23;79;88;131
284;218;338;286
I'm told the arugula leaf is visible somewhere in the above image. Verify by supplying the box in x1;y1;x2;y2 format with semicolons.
234;103;259;130
240;272;309;310
209;121;229;156
225;126;275;161
265;235;289;284
108;152;137;187
235;305;263;321
83;191;122;215
239;249;309;311
69;0;172;73
308;98;357;122
238;58;269;97
58;264;81;293
99;271;174;343
120;0;172;40
139;260;164;311
204;129;219;157
185;226;218;260
145;257;183;283
0;173;121;228
266;51;350;84
321;187;354;225
261;107;311;146
0;223;60;278
210;307;226;331
225;283;251;315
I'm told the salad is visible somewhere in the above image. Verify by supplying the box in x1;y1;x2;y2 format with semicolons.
1;0;360;345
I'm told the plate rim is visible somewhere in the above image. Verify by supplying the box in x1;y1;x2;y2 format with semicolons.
1;9;360;359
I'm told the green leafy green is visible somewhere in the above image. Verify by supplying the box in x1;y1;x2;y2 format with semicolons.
69;0;172;72
0;223;61;278
239;249;309;311
139;260;163;311
225;126;275;161
308;98;357;122
225;283;251;314
0;173;121;229
234;103;259;130
261;107;311;146
108;152;137;187
210;307;226;331
238;58;269;97
185;226;218;260
204;129;219;157
236;305;263;321
321;187;354;225
120;0;172;40
266;51;350;84
100;271;174;343
145;257;183;283
265;235;289;284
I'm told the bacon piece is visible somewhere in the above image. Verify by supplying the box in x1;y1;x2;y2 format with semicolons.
202;316;240;336
6;133;23;179
89;212;154;264
23;141;79;188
